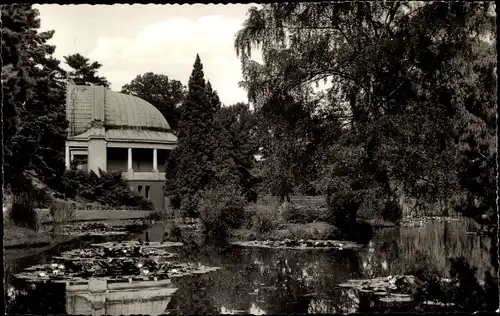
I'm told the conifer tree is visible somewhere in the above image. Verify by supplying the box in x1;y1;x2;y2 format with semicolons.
164;54;217;216
2;5;35;185
63;53;110;87
2;5;67;192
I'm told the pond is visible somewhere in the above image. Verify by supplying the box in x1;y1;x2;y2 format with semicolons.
5;218;493;315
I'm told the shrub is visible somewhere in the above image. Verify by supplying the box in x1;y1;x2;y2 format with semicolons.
146;211;169;222
325;188;362;229
49;199;76;224
380;200;403;224
281;202;328;224
164;223;183;241
8;192;40;230
199;184;246;237
57;168;154;210
251;204;281;235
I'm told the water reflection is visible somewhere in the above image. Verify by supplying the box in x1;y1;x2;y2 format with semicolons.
66;279;177;316
6;219;493;314
360;220;493;279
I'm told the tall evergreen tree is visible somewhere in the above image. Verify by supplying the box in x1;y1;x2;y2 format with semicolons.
121;72;186;131
1;5;36;186
164;54;217;216
63;53;110;87
2;5;67;192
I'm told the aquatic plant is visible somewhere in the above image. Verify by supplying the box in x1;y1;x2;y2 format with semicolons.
8;191;40;230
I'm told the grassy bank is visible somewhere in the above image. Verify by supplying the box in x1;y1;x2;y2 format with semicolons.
3;224;56;248
4;208;154;250
226;196;370;243
232;221;343;241
38;209;154;223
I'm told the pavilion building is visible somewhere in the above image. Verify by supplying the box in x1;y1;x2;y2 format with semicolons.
64;80;177;210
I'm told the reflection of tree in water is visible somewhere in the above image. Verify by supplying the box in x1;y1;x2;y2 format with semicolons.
165;275;218;315
358;229;401;277
166;245;364;314
6;281;66;314
359;221;493;279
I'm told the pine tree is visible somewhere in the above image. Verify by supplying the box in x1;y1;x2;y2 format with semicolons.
2;5;67;192
1;5;36;186
164;54;217;216
63;53;110;87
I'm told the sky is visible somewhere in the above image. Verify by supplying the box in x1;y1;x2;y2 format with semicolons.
36;4;261;106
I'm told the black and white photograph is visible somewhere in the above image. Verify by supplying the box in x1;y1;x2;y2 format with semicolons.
2;2;498;315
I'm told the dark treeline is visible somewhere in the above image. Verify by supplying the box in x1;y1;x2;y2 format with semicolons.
233;2;496;226
1;2;497;312
2;3;496;233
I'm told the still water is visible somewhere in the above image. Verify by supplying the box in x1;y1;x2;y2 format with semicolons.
5;219;493;315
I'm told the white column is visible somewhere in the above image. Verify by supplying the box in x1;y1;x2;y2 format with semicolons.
153;148;158;171
65;144;70;169
128;148;133;170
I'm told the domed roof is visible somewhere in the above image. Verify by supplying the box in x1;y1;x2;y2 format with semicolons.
66;82;172;137
105;91;171;130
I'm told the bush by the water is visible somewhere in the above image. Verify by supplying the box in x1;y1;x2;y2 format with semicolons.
56;167;153;210
280;202;328;224
49;199;76;223
146;210;170;221
358;193;403;225
326;189;361;228
246;201;282;235
8;192;40;230
199;184;246;237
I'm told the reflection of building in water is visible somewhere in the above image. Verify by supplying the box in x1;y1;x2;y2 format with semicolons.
219;303;266;315
65;279;177;316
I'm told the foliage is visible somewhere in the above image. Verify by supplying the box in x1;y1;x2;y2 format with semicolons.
121;72;186;131
280;203;328;224
2;5;68;193
453;39;497;223
198;184;246;237
236;2;496;229
56;167;153;210
380;200;403;224
164;54;218;217
249;202;281;235
210;102;260;202
63;53;109;87
146;210;170;222
8;192;40;231
49;199;77;224
1;5;34;167
253;91;322;201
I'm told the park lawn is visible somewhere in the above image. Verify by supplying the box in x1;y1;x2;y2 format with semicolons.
3;223;55;248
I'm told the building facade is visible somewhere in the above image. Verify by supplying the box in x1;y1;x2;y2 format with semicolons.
64;80;177;210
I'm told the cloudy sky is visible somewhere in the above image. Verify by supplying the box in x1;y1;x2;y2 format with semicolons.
36;4;260;106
